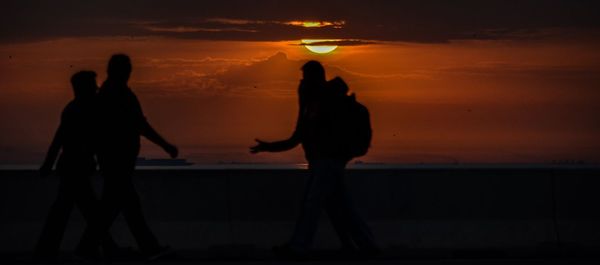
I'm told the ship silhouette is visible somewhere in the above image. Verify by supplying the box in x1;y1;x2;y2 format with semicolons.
136;157;193;166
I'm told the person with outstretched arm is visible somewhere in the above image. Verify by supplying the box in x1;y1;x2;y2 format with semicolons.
251;61;379;259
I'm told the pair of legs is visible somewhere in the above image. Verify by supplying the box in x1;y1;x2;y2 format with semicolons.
289;159;377;251
78;160;161;256
34;173;120;259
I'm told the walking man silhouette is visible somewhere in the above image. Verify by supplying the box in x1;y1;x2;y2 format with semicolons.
251;61;379;258
35;71;125;261
77;54;178;260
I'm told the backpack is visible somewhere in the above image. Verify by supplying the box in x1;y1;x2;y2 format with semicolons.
327;77;372;158
343;95;372;158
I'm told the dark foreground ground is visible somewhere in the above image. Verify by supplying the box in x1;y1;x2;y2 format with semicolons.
3;254;600;265
3;245;600;264
1;166;600;264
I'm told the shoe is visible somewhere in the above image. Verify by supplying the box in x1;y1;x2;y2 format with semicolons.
146;246;175;262
273;243;309;260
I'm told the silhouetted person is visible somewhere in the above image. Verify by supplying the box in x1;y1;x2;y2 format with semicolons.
77;54;178;260
251;61;378;258
35;71;125;261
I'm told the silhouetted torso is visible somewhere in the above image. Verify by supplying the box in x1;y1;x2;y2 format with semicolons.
96;80;146;161
55;99;96;175
293;79;351;162
70;55;176;259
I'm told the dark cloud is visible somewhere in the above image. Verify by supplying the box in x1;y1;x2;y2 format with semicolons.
2;0;599;43
299;40;376;46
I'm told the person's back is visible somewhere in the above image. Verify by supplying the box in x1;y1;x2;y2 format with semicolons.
321;77;372;159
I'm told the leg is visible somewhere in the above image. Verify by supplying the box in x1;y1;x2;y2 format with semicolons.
79;160;162;257
340;202;378;251
34;177;75;259
289;160;338;250
326;182;356;250
330;166;377;251
77;172;125;254
116;172;161;254
71;176;121;253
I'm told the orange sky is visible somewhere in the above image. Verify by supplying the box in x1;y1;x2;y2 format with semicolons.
0;37;599;164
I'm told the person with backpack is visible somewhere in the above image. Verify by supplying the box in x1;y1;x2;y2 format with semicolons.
250;61;379;258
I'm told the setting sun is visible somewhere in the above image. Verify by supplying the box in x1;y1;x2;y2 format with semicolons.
301;39;338;54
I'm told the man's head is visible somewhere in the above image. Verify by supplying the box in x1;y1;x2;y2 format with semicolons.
301;60;326;82
107;54;132;82
70;71;97;100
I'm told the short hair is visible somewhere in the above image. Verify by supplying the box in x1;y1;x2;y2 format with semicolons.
70;71;97;88
301;60;326;81
107;53;132;78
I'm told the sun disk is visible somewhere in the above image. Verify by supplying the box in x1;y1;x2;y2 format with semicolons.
301;39;339;54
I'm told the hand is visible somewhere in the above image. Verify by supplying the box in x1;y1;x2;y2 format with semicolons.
39;163;53;177
250;139;269;154
163;144;178;158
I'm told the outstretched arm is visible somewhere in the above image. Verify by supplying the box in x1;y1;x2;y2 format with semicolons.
251;83;307;154
251;126;301;153
40;124;64;177
251;106;303;153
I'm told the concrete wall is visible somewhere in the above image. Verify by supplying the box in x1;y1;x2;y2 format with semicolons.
0;167;599;253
